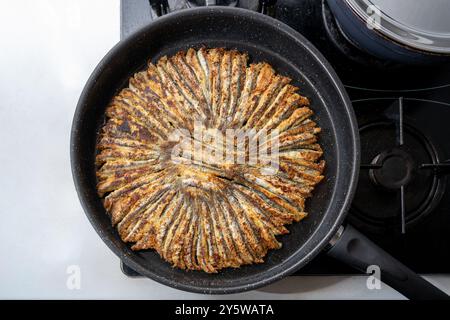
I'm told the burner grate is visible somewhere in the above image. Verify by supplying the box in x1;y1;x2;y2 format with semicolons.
353;96;450;234
353;97;447;234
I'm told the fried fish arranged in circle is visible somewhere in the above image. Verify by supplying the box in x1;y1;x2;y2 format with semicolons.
96;48;325;273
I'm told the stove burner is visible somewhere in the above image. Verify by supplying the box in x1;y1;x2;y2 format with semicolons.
369;148;415;190
350;98;446;234
148;0;272;18
186;0;237;7
321;0;395;69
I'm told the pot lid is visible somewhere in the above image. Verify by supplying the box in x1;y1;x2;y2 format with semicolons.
345;0;450;54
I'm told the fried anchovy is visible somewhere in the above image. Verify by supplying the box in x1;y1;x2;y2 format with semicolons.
96;48;325;273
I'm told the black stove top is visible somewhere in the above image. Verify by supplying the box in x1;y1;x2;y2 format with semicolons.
120;0;450;276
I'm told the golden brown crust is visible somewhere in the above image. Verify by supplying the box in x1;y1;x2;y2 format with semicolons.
96;48;325;273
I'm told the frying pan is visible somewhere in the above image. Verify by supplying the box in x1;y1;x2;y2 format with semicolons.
71;7;449;299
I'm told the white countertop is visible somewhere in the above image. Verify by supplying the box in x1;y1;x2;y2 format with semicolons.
0;0;449;300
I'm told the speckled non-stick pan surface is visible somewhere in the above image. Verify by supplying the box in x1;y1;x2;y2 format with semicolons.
71;7;359;294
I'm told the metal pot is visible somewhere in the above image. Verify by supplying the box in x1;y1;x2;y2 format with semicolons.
326;0;450;64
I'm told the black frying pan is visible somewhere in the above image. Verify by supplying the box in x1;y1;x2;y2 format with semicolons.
71;7;448;299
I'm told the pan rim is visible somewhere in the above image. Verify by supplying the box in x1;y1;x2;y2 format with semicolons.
70;6;360;294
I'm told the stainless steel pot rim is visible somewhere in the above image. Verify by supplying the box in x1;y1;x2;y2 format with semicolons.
345;0;450;54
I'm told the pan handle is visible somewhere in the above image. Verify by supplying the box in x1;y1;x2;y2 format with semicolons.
326;224;450;300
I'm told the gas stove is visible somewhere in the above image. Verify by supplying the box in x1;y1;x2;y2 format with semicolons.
120;0;450;276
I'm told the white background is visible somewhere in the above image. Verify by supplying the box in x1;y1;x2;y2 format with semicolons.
0;0;449;299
